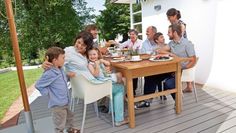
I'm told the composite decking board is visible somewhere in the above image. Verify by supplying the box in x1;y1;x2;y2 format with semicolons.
18;99;97;123
142;94;236;132
199;112;236;133
93;88;232;133
181;110;236;133
107;92;235;133
18;85;205;124
15;86;236;133
154;101;236;133
87;89;209;133
99;89;227;132
220;125;236;133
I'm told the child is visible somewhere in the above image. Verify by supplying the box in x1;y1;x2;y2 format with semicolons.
86;47;125;84
35;47;79;133
86;47;128;126
153;32;172;101
153;32;170;54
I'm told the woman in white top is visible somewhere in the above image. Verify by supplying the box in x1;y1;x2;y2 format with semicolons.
119;29;142;50
118;29;142;96
42;31;128;126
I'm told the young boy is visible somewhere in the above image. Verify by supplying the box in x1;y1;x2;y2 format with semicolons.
35;47;79;133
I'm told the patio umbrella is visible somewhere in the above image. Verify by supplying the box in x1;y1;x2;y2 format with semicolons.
4;0;34;133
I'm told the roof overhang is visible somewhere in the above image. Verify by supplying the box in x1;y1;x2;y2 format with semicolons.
110;0;136;4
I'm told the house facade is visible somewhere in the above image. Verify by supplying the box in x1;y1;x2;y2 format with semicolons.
112;0;236;92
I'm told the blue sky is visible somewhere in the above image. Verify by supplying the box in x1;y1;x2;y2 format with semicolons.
85;0;106;15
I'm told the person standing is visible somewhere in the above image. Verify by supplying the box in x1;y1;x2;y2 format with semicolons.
166;8;187;38
35;47;80;133
166;8;195;91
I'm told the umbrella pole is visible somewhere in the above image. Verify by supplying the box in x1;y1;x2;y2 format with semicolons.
4;0;34;133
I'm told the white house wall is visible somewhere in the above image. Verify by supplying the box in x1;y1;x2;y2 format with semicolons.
140;0;236;92
204;0;236;92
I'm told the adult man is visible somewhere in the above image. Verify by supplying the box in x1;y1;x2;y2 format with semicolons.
85;24;99;47
163;23;196;99
136;26;165;108
85;24;108;55
141;26;158;54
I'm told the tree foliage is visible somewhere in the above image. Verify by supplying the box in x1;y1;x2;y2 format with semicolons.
96;0;130;40
0;0;95;66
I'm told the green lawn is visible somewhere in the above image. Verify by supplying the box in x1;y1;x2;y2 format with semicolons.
0;68;43;121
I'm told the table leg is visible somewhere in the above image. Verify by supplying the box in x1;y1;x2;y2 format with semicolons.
126;72;135;128
175;62;182;114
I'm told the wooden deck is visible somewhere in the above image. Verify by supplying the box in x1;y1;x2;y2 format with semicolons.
15;85;236;133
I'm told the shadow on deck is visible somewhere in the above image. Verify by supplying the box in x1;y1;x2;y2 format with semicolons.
1;85;236;133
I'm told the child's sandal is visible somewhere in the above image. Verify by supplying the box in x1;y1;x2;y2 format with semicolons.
67;128;80;133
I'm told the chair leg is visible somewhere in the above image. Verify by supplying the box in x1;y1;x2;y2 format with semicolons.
72;99;75;112
161;81;165;104
193;81;198;102
81;104;87;133
94;101;99;117
70;98;75;112
138;77;144;95
76;98;79;104
70;97;73;111
110;96;115;127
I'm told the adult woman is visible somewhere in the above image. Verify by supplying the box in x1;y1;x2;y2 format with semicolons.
43;31;127;126
119;29;142;50
118;29;142;96
167;8;194;92
166;8;187;38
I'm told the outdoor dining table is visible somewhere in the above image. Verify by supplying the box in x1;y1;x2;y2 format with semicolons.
110;55;183;128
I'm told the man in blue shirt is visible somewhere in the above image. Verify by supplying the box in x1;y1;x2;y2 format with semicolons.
163;23;196;99
141;26;158;54
137;26;168;108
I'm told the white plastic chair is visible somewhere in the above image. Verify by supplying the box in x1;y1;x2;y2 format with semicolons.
160;66;198;103
70;75;114;133
181;65;198;102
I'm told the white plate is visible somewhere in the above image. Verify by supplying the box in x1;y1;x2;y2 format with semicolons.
130;59;142;62
110;59;123;63
149;57;173;62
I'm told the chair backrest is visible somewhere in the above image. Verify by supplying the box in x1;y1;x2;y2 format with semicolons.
181;57;199;82
70;75;112;104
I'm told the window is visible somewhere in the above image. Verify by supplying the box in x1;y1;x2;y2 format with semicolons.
131;3;142;39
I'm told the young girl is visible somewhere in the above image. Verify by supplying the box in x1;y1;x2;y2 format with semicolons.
87;47;125;84
87;47;128;126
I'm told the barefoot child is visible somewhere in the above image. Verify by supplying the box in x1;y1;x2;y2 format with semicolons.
35;47;79;133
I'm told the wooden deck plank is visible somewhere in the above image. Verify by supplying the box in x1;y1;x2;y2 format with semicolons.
13;86;236;133
122;93;236;133
198;111;236;133
220;125;236;133
94;88;231;133
171;103;236;133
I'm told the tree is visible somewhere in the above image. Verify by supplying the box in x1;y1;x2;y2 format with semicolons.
0;0;95;67
0;1;14;66
96;0;130;41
